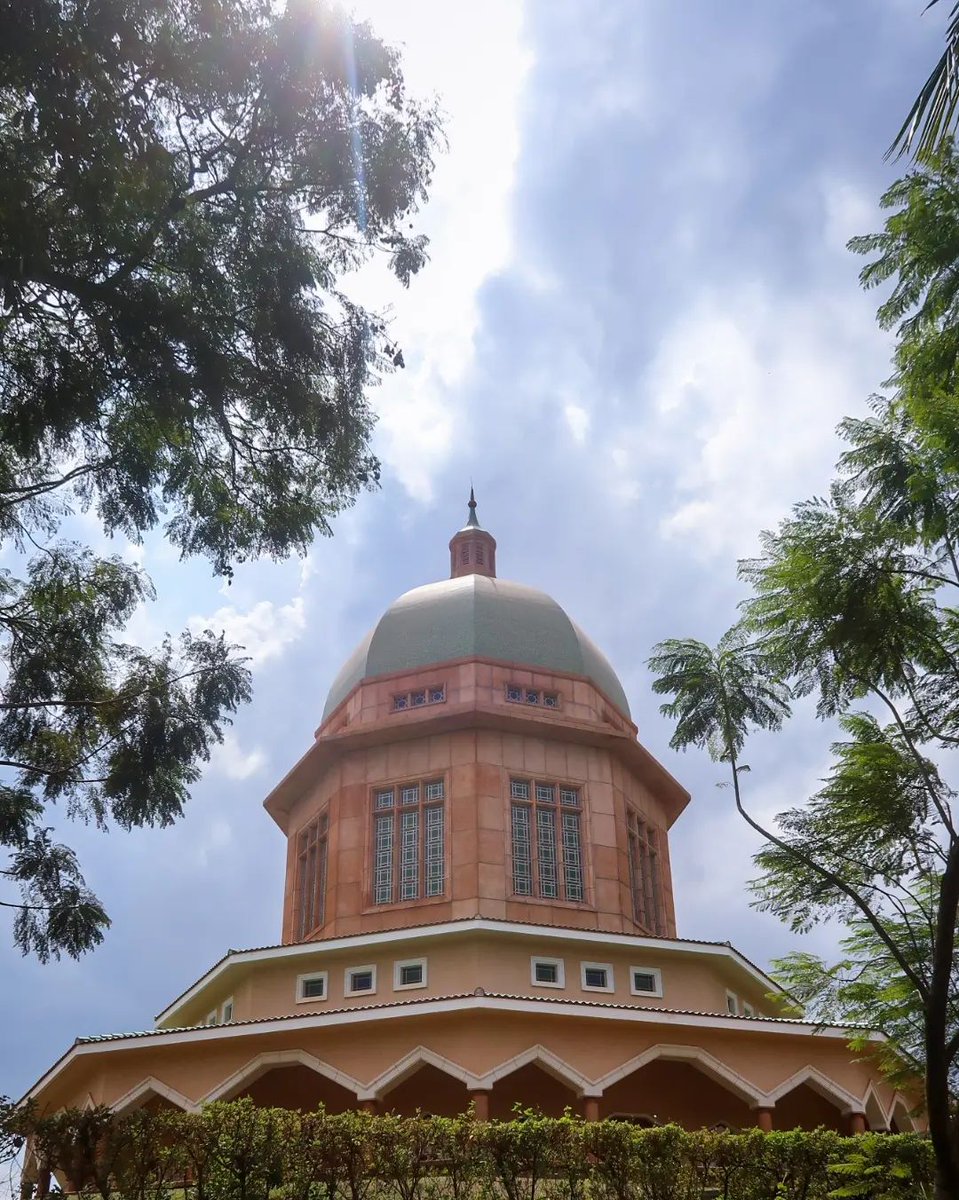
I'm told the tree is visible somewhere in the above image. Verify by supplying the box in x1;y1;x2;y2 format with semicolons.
647;153;959;1193
891;0;959;160
0;0;439;960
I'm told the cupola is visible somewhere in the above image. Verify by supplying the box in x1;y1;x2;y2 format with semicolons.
449;488;496;579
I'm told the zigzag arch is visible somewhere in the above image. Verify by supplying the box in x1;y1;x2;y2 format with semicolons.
764;1066;863;1115
592;1043;764;1106
361;1046;478;1101
111;1077;197;1115
201;1050;363;1104
861;1082;890;1131
476;1044;595;1098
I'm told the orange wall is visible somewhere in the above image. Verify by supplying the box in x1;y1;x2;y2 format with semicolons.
166;930;777;1031
36;1006;904;1134
281;712;678;945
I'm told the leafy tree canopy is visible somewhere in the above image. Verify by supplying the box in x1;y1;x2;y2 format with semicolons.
649;146;959;1196
0;0;439;960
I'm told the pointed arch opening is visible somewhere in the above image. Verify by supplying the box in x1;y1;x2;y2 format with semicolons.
202;1051;361;1112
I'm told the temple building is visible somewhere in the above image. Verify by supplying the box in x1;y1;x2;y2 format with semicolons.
22;496;918;1133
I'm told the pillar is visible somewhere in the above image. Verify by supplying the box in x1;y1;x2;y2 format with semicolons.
360;1099;379;1115
847;1112;867;1135
469;1090;491;1121
755;1107;773;1132
583;1096;601;1122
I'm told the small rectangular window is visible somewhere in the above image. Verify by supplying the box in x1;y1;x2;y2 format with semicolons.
742;1001;755;1018
543;692;559;708
221;998;234;1023
630;967;663;997
526;689;539;704
401;784;420;805
297;972;328;1002
375;789;395;809
392;695;409;710
394;958;427;989
725;990;739;1015
582;962;614;992
559;787;579;807
425;779;445;801
204;1010;217;1026
411;690;427;707
510;778;530;800
506;685;523;702
429;687;445;704
531;956;565;988
536;783;555;804
346;966;377;996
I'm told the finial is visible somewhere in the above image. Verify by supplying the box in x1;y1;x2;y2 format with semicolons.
466;485;479;528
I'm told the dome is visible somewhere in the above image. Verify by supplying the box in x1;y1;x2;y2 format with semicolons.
323;573;630;721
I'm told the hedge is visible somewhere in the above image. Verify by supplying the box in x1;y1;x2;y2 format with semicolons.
9;1101;934;1200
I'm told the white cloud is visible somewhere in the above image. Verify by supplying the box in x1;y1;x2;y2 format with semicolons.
612;280;888;560
208;731;267;781
563;402;591;444
348;0;532;500
188;596;306;666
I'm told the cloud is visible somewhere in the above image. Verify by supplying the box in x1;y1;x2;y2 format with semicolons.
188;597;306;666
208;732;268;782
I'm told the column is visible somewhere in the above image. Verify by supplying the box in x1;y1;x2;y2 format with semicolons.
583;1096;601;1122
360;1098;379;1115
847;1112;867;1135
469;1090;491;1121
755;1107;773;1132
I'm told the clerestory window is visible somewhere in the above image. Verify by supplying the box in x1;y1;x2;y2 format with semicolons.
627;808;665;935
372;779;446;904
294;811;329;939
510;779;584;902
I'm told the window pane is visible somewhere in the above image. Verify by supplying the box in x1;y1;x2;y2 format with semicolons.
562;811;584;901
511;804;532;895
429;687;445;703
401;785;420;805
559;787;579;806
351;971;374;992
584;967;607;988
425;779;444;801
426;805;445;897
633;972;657;994
536;807;558;898
506;685;523;702
510;778;530;800
375;789;394;809
400;963;423;986
302;977;325;999
535;961;558;984
400;809;420;901
374;814;394;904
536;783;555;804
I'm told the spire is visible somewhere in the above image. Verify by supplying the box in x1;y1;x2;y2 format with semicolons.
449;488;497;579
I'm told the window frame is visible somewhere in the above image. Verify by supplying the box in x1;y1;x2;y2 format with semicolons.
510;777;585;903
220;997;234;1023
530;956;565;989
345;965;378;997
393;957;428;991
626;808;665;936
294;810;329;940
370;777;447;906
296;971;329;1003
204;1009;217;1026
742;1001;755;1018
629;966;663;998
725;989;740;1016
581;961;615;993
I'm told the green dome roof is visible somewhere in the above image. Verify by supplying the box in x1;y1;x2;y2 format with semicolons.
323;574;630;721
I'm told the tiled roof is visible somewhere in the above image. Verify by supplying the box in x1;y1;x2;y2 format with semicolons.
83;989;873;1046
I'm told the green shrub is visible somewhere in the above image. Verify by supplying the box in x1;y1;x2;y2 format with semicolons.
6;1101;935;1200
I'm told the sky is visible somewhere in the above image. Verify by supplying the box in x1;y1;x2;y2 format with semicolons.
0;0;949;1100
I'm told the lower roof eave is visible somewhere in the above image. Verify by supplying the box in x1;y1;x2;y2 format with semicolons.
22;991;882;1106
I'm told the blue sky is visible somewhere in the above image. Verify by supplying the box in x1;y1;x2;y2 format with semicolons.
1;0;946;1099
